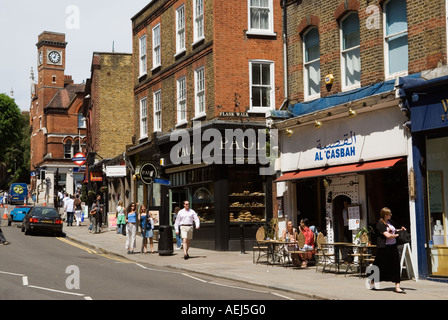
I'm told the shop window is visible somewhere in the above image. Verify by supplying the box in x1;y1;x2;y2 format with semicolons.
228;166;266;223
426;136;448;276
192;184;215;223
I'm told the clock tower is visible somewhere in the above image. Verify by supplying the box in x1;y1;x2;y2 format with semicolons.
36;31;67;106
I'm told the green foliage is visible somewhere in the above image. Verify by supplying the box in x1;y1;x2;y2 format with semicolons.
0;94;23;162
0;94;29;188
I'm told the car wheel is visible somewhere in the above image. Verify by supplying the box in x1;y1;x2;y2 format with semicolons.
8;219;12;226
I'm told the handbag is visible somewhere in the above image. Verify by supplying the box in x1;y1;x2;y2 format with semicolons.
396;230;411;245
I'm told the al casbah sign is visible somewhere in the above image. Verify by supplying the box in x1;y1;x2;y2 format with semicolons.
314;131;357;161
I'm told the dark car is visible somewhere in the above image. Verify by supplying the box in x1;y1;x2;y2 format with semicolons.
8;205;33;226
22;206;64;236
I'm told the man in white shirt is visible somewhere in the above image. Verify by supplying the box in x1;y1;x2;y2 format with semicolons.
174;200;200;260
64;195;75;227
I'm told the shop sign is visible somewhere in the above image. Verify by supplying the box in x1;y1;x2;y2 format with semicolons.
281;107;408;172
106;165;127;177
140;163;158;185
90;172;103;182
169;121;277;176
314;131;357;162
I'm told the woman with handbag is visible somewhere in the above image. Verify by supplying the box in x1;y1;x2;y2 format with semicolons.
368;207;407;294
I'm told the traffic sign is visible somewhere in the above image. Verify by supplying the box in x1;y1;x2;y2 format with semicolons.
72;153;86;166
154;178;171;186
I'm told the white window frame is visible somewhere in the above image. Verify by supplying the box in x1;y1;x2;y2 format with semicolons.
152;24;161;70
249;60;275;112
303;27;321;101
383;0;408;79
193;0;205;44
139;35;147;77
140;97;148;139
194;66;206;118
176;5;186;55
340;12;361;92
177;77;187;125
247;0;275;36
153;90;162;132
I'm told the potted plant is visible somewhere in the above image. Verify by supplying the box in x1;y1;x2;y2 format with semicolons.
354;226;374;244
265;218;279;240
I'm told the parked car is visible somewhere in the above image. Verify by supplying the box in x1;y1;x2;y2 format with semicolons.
8;205;33;226
22;206;64;236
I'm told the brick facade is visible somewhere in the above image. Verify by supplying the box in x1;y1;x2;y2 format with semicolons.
131;0;284;139
83;53;134;160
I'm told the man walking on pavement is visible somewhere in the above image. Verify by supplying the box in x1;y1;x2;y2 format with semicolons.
174;200;200;260
65;195;75;227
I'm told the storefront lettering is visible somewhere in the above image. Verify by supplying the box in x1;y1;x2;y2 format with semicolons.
170;121;278;175
315;131;357;161
441;99;448;121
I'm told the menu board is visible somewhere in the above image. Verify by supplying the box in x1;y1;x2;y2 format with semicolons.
348;205;361;230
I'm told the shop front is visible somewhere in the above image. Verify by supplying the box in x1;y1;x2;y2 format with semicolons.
275;101;414;261
398;74;448;279
128;121;273;251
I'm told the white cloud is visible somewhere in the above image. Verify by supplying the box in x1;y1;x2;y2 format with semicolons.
0;0;151;111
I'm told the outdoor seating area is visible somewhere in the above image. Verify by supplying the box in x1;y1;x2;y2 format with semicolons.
253;227;376;277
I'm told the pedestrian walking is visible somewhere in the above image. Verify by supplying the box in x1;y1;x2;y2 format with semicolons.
125;203;138;254
74;194;82;226
116;200;126;235
174;200;200;260
368;207;407;294
139;204;154;253
90;195;103;234
65;195;75;227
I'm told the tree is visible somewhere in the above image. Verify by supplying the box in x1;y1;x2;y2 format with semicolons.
0;94;23;163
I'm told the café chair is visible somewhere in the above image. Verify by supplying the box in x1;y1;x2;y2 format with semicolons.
253;226;269;264
315;233;336;273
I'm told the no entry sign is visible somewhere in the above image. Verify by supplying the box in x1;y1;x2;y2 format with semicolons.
72;153;86;166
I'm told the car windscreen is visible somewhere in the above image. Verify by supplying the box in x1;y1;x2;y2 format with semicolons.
32;208;59;218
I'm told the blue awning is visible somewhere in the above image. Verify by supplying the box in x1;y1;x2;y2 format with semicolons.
273;73;422;119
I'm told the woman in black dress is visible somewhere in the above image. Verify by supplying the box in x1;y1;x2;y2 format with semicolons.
369;207;406;294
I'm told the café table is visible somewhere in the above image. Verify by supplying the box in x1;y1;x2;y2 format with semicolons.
256;240;298;266
321;242;357;274
348;244;377;277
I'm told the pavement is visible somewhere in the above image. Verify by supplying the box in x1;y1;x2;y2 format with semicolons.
59;223;448;300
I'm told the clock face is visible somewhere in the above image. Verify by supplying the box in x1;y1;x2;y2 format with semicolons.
38;51;43;65
48;51;61;64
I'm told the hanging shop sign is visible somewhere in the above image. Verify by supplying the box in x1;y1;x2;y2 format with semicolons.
140;163;158;185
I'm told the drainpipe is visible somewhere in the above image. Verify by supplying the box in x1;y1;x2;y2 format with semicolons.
281;0;289;109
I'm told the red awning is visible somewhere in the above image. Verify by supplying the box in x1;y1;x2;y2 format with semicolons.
275;157;405;182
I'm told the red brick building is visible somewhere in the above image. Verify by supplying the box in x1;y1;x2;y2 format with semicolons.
273;0;448;278
128;0;284;250
30;31;86;204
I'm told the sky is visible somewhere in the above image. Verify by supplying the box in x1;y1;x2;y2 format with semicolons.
0;0;152;111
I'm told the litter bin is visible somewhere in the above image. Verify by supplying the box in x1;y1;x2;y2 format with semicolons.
158;225;174;256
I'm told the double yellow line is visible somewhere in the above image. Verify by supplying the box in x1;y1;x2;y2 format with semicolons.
56;237;132;263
